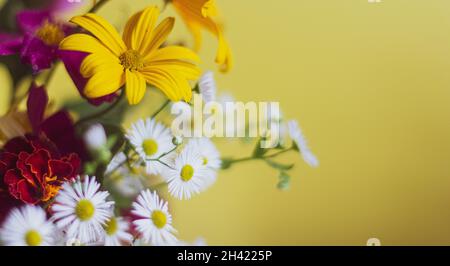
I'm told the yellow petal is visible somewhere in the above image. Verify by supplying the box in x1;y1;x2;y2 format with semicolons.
80;52;121;78
84;66;125;98
71;13;127;56
59;33;112;54
144;61;200;81
122;10;142;49
141;17;175;56
171;0;232;72
125;70;147;105
202;0;219;18
141;68;192;102
186;22;203;51
215;34;233;73
130;6;160;52
145;46;200;62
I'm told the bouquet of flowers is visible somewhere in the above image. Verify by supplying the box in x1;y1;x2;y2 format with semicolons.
0;0;318;246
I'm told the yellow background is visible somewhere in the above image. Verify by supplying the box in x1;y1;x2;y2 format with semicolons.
5;0;450;245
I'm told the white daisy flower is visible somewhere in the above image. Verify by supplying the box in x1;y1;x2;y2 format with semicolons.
126;118;175;175
110;170;144;197
186;138;221;170
84;123;107;150
287;120;319;167
66;238;83;246
132;189;178;246
106;154;144;197
199;71;217;103
162;144;215;200
0;205;55;246
102;216;133;246
51;175;114;244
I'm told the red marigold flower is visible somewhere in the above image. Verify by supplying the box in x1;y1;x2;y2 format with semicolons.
0;134;81;205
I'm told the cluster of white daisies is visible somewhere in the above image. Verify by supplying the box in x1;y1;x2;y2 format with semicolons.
0;177;176;246
0;71;318;246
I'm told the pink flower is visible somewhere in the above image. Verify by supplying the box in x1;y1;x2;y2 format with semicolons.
0;1;77;72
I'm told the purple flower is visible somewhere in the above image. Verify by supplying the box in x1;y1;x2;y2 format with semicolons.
0;2;75;72
58;50;118;106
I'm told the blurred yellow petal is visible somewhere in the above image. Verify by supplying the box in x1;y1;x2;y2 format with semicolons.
84;66;125;98
71;13;127;56
125;70;146;105
0;64;12;116
216;34;233;72
202;0;219;17
172;0;233;72
0;111;31;145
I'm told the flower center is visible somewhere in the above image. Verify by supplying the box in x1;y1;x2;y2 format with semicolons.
104;217;118;236
151;210;167;229
120;50;144;71
142;139;158;156
202;157;208;165
180;164;194;181
25;230;42;246
75;199;95;221
36;20;65;46
42;176;60;202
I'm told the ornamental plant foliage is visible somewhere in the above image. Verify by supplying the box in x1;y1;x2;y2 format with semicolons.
0;0;318;246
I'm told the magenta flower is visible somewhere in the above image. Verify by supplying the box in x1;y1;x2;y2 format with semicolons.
59;50;118;106
0;2;76;72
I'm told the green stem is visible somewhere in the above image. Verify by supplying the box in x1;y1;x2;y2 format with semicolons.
222;147;294;169
146;158;175;170
89;0;110;13
151;99;170;118
263;147;294;159
75;91;125;127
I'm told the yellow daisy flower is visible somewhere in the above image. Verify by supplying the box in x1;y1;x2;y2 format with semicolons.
170;0;233;73
60;6;201;105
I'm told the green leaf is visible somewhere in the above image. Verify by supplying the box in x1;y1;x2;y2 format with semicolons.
265;159;294;171
220;157;234;170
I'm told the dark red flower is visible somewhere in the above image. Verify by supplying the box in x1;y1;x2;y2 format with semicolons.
0;134;81;205
25;83;88;161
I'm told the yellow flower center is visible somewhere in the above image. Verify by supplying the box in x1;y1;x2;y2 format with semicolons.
142;139;158;156
104;217;118;236
151;210;167;229
120;50;144;71
36;21;65;46
202;157;208;165
25;230;42;246
180;164;194;181
75;199;95;221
